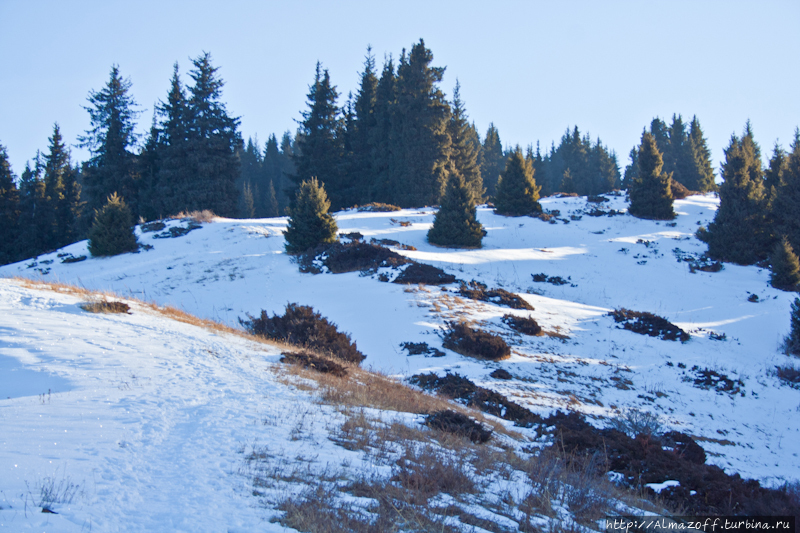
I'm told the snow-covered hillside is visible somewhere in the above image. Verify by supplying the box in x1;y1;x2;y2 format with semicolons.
2;192;798;490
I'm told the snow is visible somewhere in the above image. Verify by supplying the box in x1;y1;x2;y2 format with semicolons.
1;191;799;529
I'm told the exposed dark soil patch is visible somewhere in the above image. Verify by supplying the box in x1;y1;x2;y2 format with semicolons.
401;341;445;357
425;410;492;443
610;308;690;342
691;366;745;396
458;281;534;310
140;221;166;233
152;222;201;239
281;351;348;377
531;273;573;286
442;322;511;361
409;372;540;427
60;254;87;264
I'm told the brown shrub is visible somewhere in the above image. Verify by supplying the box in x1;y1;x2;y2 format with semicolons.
393;263;456;285
425;410;492;444
241;303;366;364
281;351;348;377
301;241;411;274
544;411;800;516
458;281;534;310
410;372;540;427
670;180;693;200
442;321;511;361
502;314;542;336
776;364;800;387
610;308;690;342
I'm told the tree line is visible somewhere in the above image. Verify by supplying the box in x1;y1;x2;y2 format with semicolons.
1;39;797;281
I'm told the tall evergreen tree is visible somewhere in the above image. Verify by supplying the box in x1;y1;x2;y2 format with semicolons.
427;172;483;248
17;155;48;258
494;147;542;216
293;63;345;209
42;123;77;249
480;123;504;197
182;52;242;217
622;145;640;190
772;129;800;254
369;56;397;204
686;116;716;192
628;132;675;220
0;143;20;264
447;80;483;203
391;40;451;207
705;127;769;264
765;143;788;195
150;62;189;218
79;65;140;218
283;178;338;254
346;48;379;205
664;114;695;190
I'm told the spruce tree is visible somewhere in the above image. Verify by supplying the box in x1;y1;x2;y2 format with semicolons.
447;80;483;203
293;63;345;209
183;52;242;217
345;48;379;205
622;145;640;190
17;155;48;258
369;56;397;204
480;123;504;198
664;114;695;190
785;298;800;356
152;63;189;218
87;192;139;257
686;116;716;192
772;130;800;254
494;147;542;216
427;172;483;248
42;124;80;249
79;65;140;218
392;41;451;207
628;132;675;220
705;128;769;264
770;236;800;291
283;178;338;254
765;143;788;194
0;143;20;264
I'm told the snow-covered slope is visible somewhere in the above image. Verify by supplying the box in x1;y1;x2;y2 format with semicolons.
2;193;798;488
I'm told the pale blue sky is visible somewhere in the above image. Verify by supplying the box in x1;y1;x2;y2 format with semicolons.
2;0;798;178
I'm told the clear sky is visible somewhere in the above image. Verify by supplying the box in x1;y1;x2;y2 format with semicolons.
1;0;798;179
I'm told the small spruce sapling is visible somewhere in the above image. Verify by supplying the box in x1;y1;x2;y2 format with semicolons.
427;172;483;248
87;192;139;257
770;236;800;291
283;177;338;254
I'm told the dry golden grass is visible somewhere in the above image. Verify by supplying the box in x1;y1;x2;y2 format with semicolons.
174;209;216;223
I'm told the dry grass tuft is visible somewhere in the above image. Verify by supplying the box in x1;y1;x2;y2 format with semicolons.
79;300;131;314
174;209;216;223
